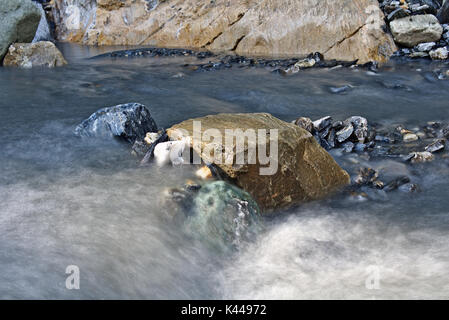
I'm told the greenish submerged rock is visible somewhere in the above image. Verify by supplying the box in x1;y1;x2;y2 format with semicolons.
185;181;263;251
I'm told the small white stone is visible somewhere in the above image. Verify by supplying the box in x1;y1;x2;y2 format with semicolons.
154;140;186;166
294;58;316;68
410;151;435;163
429;47;449;60
144;132;161;145
415;42;435;52
403;133;419;142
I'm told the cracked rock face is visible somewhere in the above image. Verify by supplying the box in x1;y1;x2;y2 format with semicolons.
50;0;396;63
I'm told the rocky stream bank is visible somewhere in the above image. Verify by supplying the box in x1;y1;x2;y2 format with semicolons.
71;101;448;249
2;0;449;68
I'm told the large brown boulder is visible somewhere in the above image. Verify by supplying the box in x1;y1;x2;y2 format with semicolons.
167;113;350;212
51;0;396;63
3;41;67;68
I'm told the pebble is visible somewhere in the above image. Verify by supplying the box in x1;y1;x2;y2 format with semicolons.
407;151;435;163
329;85;352;94
415;42;435;52
195;166;213;180
336;123;354;143
313;116;333;131
144;132;162;145
294;58;316;69
383;176;411;192
430;47;449;60
403;132;419;142
425;139;446;153
347;116;369;143
387;7;410;21
409;52;429;59
294;117;314;132
398;183;420;193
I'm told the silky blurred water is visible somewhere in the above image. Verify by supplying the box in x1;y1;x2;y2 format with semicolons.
0;44;449;299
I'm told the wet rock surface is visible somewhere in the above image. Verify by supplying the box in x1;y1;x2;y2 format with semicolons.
74;103;158;143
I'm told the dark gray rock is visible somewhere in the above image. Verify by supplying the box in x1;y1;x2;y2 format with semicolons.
312;116;332;132
346;116;369;143
425;138;446;152
74;103;158;143
443;124;449;138
375;134;394;143
336;123;354;143
354;167;379;186
383;176;411;192
0;0;41;62
327;128;336;148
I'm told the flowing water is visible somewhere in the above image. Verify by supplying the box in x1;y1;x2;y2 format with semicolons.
1;44;449;299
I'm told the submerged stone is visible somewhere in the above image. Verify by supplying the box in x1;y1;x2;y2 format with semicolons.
186;181;262;251
383;176;411;192
336;123;354;143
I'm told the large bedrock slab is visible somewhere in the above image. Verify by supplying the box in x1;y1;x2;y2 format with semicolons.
50;0;396;63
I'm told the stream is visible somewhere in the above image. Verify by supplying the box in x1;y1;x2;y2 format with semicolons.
0;44;449;299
